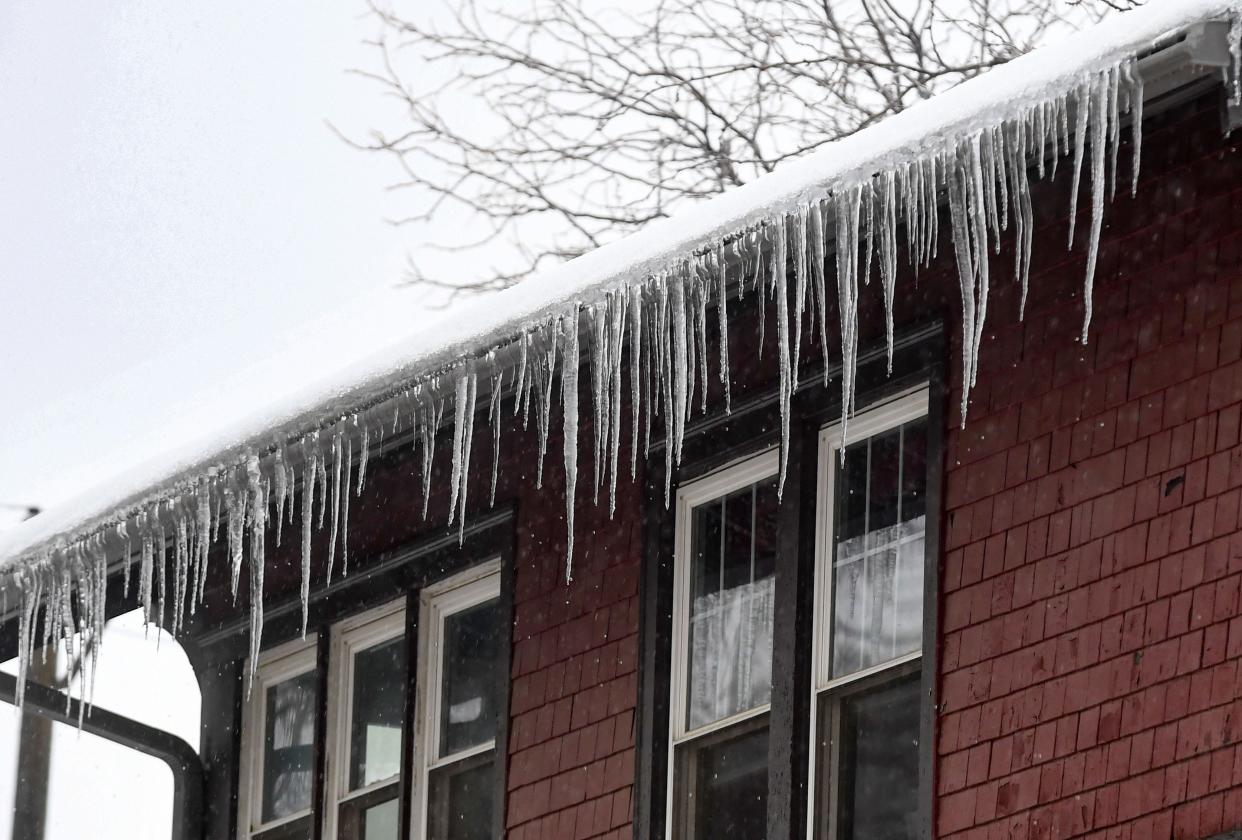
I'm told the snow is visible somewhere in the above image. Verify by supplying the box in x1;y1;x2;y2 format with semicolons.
2;0;1239;698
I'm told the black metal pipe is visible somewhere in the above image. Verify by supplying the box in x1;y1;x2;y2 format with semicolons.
0;671;203;840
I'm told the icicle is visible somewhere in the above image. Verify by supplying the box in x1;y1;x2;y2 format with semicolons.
607;290;627;517
173;509;188;634
1128;62;1144;197
561;311;580;581
1231;12;1242;106
326;433;342;583
227;477;245;602
773;214;791;493
456;370;478;541
716;244;731;415
879;172;898;373
1068;80;1090;248
489;369;504;507
244;456;266;684
949;159;978;425
1082;70;1110;344
669;275;689;470
357;424;370;497
835;187;863;450
792;205;809;382
315;436;329;530
274;448;287;547
810;202;830;386
629;284;644;479
341;436;352;577
300;443;315;638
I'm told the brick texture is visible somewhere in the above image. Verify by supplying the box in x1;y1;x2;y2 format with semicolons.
935;97;1242;840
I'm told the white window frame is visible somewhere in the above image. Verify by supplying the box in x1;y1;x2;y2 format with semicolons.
323;598;408;840
807;384;929;838
238;634;319;840
667;447;780;838
411;558;503;838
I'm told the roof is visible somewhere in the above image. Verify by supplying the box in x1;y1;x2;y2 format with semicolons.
1;1;1238;680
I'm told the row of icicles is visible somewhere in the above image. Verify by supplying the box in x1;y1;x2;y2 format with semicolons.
7;57;1150;707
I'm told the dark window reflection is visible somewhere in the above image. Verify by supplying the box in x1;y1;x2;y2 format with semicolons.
262;670;317;824
834;672;921;840
429;754;495;840
338;790;399;840
681;719;769;839
440;598;500;757
350;636;407;790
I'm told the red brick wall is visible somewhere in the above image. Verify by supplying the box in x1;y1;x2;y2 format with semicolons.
936;96;1242;840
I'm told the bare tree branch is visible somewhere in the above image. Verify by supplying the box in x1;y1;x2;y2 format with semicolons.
353;0;1139;295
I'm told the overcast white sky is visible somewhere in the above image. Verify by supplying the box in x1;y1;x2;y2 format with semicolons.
0;2;466;836
0;1;466;515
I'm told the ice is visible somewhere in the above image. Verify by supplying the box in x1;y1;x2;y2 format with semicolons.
5;0;1222;703
561;311;580;581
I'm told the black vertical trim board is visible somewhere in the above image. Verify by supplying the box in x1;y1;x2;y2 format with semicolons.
635;456;674;840
493;527;516;840
766;403;819;840
198;659;242;840
311;632;331;840
398;591;420;840
919;333;947;840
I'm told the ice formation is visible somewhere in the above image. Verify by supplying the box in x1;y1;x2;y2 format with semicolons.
5;0;1241;705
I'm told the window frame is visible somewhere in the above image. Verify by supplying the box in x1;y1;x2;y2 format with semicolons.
322;597;408;840
667;447;780;838
238;634;321;840
808;385;930;840
411;557;504;838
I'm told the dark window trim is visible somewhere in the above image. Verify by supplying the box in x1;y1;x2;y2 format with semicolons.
635;323;944;840
201;509;514;840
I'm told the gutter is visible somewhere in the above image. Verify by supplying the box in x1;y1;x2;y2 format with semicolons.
0;671;204;840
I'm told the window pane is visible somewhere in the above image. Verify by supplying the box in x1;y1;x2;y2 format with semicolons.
677;719;769;839
830;421;926;680
349;637;407;790
338;788;400;840
428;752;494;840
262;670;317;824
829;671;921;840
686;476;778;730
440;598;500;757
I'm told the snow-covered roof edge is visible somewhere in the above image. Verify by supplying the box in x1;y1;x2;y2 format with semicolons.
4;0;1231;573
3;2;1241;703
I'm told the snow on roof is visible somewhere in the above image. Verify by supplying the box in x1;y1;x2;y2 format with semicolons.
0;0;1236;581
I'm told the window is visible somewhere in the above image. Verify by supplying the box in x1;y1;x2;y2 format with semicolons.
237;550;508;840
239;637;319;840
669;450;781;840
324;600;408;840
413;561;503;840
813;389;928;840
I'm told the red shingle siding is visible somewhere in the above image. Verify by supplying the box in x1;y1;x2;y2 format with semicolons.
937;98;1242;840
506;445;641;840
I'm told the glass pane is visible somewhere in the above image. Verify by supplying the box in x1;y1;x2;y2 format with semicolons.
678;719;769;839
830;420;926;680
831;672;921;840
254;816;313;840
440;598;500;757
349;636;407;790
338;788;399;840
262;670;317;824
428;753;495;840
686;475;778;730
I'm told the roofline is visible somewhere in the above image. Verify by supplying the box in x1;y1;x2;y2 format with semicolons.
0;0;1237;574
